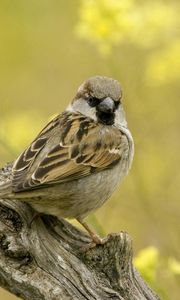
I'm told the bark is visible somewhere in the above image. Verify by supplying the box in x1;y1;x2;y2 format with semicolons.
0;163;161;300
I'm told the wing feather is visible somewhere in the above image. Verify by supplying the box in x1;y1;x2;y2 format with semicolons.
12;112;127;192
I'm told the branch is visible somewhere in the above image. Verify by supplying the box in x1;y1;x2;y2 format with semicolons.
0;164;161;300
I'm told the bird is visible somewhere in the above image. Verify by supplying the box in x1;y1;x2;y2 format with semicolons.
0;76;134;245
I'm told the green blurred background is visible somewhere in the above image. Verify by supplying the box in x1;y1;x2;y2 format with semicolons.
0;1;179;299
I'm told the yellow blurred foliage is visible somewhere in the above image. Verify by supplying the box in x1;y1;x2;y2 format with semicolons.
134;246;159;283
76;0;179;55
146;41;180;84
168;258;180;275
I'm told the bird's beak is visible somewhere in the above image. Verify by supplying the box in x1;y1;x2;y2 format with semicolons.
97;97;115;113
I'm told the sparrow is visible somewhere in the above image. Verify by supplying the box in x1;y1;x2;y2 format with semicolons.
0;76;134;245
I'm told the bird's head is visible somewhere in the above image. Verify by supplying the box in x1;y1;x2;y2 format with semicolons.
67;76;127;127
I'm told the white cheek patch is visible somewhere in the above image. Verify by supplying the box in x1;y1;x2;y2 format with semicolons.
114;105;127;128
67;100;97;122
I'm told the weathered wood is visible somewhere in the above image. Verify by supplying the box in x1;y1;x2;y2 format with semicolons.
0;164;161;300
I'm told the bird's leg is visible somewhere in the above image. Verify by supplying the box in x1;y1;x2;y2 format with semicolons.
77;218;103;245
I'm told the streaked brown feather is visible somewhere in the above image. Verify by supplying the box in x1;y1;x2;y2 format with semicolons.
12;112;124;192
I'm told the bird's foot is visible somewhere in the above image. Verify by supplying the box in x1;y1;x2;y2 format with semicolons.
80;234;109;252
76;217;109;251
91;233;105;245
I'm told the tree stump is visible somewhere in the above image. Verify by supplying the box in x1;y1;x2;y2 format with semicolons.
0;164;161;300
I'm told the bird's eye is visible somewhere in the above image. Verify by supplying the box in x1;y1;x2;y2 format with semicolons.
87;97;99;107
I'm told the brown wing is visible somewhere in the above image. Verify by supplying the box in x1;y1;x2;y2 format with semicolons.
12;112;126;192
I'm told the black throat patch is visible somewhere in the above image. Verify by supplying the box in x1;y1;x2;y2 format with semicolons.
96;111;115;125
